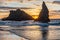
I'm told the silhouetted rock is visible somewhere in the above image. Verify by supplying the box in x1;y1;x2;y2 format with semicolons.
2;9;34;21
35;1;50;23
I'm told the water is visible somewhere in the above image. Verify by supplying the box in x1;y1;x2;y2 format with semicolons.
0;21;60;40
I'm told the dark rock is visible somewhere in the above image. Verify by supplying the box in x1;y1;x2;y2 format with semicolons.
2;9;34;21
35;1;50;23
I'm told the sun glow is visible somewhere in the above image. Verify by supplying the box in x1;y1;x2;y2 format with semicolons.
32;15;38;19
22;8;41;19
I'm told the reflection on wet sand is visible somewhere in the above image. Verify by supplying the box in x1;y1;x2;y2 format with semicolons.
0;25;60;40
0;30;28;40
10;25;49;40
41;25;49;40
10;28;42;40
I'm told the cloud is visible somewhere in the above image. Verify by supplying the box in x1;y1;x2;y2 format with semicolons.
43;0;55;2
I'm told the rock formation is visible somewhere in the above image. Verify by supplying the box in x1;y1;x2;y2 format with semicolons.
2;9;34;21
35;1;50;23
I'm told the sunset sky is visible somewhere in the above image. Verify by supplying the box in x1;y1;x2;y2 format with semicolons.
0;0;60;19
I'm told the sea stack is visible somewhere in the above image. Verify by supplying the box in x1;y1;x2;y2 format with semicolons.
35;1;50;23
2;9;34;21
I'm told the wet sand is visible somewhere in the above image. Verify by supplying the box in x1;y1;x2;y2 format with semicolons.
0;25;60;40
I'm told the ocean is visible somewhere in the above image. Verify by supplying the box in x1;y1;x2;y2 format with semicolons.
0;20;60;40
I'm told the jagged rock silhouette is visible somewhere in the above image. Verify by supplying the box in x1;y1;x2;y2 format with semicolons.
35;1;50;23
2;1;50;22
2;9;34;21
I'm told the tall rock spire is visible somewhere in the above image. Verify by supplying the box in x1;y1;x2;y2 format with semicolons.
35;1;50;23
